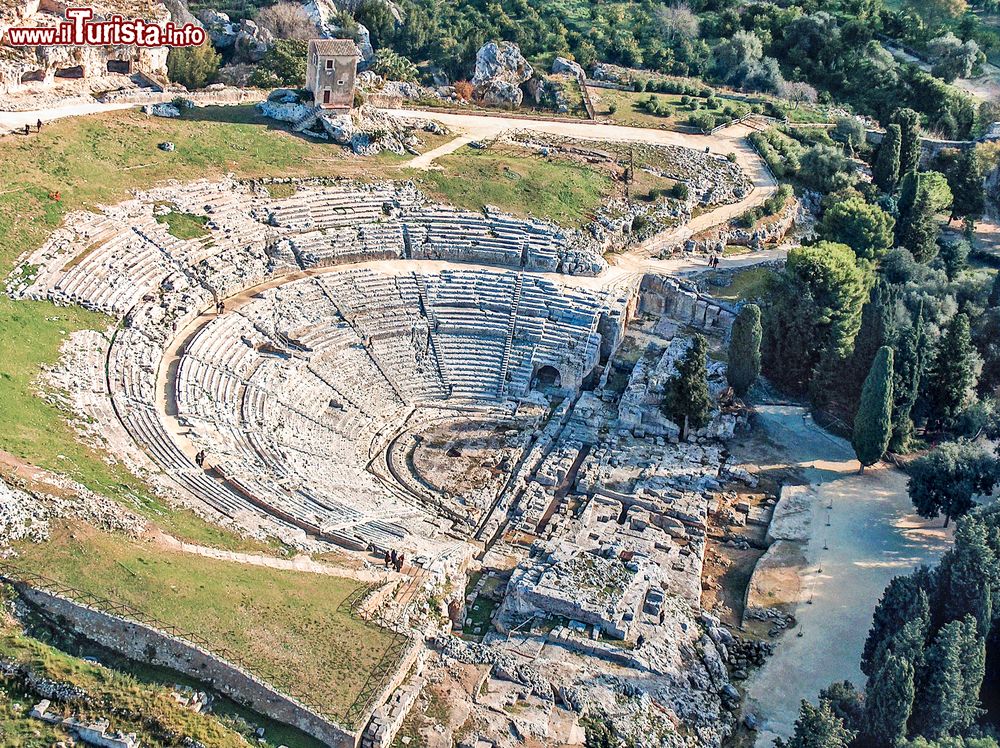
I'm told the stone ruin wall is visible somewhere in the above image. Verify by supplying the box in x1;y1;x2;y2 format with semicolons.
638;274;736;337
17;586;359;748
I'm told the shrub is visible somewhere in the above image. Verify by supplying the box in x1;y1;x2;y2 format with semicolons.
670;182;690;200
167;42;220;90
372;49;418;82
249;39;308;88
607;102;618;115
454;80;474;100
688;111;717;132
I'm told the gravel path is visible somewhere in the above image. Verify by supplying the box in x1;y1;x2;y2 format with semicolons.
743;405;952;745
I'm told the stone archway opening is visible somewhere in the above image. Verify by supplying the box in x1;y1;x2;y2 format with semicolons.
107;59;131;74
20;69;44;84
533;365;562;390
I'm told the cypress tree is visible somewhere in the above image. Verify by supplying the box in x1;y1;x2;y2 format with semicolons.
924;313;978;429
889;318;922;453
862;573;932;677
864;654;915;748
727;303;762;397
948;147;984;224
891;107;922;176
912;617;985;739
846;281;894;410
898;185;940;262
939;517;998;634
852;346;894;472
913;620;967;739
874;124;902;192
777;700;856;748
662;335;712;439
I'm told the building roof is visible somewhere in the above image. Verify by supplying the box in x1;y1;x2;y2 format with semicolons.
309;38;360;58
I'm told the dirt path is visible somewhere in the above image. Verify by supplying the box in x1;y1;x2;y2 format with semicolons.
150;529;392;582
882;41;1000;102
743;405;952;745
0;101;136;134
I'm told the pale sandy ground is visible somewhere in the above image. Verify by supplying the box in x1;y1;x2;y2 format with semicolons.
744;405;953;745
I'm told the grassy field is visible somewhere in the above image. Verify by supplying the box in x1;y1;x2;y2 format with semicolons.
591;87;831;131
709;267;774;302
410;146;612;226
0;606;269;747
15;524;397;726
156;208;210;239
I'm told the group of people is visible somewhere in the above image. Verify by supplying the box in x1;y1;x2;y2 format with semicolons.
706;254;722;268
21;119;43;136
194;449;207;468
383;549;406;572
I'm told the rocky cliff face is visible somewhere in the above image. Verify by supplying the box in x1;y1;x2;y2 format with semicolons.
0;0;170;96
471;41;533;107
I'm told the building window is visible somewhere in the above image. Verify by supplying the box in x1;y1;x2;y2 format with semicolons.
337;79;345;86
325;59;333;70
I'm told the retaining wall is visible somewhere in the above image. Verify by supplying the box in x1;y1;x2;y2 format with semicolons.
18;586;358;748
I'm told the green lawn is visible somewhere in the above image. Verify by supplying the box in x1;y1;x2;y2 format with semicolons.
15;525;398;727
0;608;266;747
410;146;611;226
710;267;775;302
156;208;210;239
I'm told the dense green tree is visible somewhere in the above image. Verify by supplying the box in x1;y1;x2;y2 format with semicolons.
864;654;915;748
846;280;895;409
908;441;997;526
819;681;865;734
762;243;871;394
947;148;985;224
249;39;308;88
898;185;943;262
903;738;1000;747
890;314;925;452
937;516;999;632
798;144;857;193
167;42;221;90
989;274;1000;309
899;171;955;218
936;238;970;280
661;335;712;439
775;700;856;748
727;304;762;397
891;107;923;176
874;124;903;192
820;197;895;261
912;617;985;739
832;116;866;156
924;314;979;428
853;346;894;472
862;572;932;677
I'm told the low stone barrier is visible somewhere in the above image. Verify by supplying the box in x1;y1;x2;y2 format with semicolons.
16;585;358;748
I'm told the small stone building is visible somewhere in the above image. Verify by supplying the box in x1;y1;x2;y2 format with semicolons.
305;38;359;111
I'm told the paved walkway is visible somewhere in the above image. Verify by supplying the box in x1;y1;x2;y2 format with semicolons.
743;405;953;745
